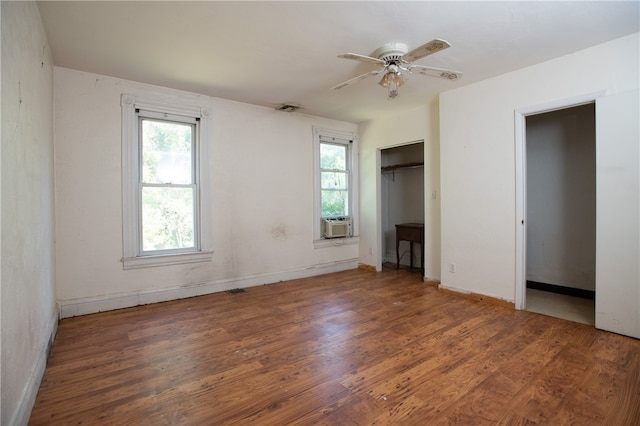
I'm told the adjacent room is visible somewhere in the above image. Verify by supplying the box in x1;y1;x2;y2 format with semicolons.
2;1;639;424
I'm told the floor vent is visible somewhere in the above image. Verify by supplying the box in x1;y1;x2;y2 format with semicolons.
226;288;246;295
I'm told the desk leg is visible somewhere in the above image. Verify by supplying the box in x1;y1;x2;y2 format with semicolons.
396;238;400;270
410;242;414;270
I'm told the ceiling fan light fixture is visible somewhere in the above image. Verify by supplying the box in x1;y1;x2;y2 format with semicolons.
378;66;405;99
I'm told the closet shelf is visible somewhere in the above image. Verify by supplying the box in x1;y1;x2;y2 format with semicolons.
381;162;424;172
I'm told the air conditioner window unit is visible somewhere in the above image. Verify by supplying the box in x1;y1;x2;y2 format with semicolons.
323;218;351;238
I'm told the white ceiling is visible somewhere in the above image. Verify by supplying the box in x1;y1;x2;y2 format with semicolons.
37;1;639;123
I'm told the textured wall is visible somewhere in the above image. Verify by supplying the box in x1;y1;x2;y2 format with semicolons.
1;2;57;424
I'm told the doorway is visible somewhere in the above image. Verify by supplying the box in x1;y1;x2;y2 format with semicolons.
521;103;596;324
515;90;639;338
380;142;424;272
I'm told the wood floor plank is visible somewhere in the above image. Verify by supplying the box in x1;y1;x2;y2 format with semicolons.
29;268;640;425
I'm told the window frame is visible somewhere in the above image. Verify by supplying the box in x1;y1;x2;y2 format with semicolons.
312;127;359;247
121;94;212;269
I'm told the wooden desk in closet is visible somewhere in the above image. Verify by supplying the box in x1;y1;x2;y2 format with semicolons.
395;223;424;276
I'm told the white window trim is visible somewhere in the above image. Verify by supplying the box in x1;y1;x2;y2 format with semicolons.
121;94;212;269
313;126;359;248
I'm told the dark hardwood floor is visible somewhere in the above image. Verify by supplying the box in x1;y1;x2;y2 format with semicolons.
30;268;640;425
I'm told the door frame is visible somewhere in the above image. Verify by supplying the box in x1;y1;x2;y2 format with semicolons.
514;91;605;310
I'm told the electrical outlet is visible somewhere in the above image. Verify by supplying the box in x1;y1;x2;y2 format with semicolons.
449;263;456;273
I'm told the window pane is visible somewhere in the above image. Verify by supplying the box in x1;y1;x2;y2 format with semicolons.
321;171;348;190
142;186;194;251
320;143;346;170
321;190;348;217
142;119;193;184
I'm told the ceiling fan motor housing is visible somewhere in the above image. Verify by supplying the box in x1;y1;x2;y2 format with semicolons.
374;42;409;63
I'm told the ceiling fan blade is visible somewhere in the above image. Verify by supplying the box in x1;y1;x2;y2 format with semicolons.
408;64;462;80
403;39;451;63
331;70;382;91
338;53;385;65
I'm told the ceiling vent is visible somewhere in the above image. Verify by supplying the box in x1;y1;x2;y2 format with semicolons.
276;103;302;112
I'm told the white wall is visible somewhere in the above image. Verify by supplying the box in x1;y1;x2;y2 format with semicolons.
54;68;358;317
358;100;441;280
439;33;639;302
1;2;57;424
526;105;596;291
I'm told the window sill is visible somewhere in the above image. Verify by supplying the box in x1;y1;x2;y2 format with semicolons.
313;236;359;249
123;251;213;270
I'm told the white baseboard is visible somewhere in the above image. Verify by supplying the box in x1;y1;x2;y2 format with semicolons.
10;309;58;426
59;259;358;318
438;283;515;309
438;283;471;295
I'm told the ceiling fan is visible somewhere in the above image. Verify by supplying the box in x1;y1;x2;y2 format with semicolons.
331;39;462;99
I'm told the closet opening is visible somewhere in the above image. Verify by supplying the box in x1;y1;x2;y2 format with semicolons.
524;103;596;325
380;141;424;274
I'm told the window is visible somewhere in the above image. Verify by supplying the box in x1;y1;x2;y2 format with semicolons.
121;94;212;269
320;142;349;218
313;127;359;246
139;114;197;253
